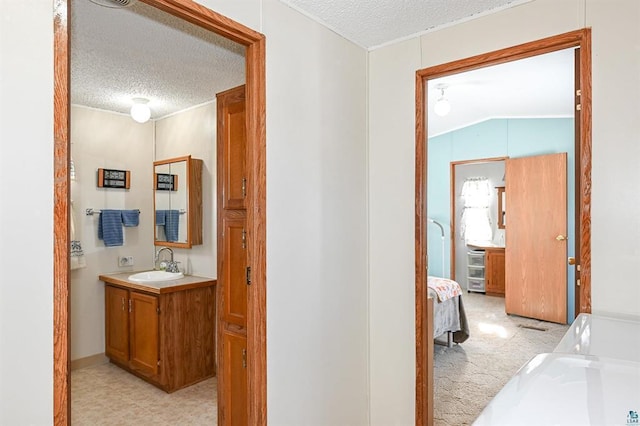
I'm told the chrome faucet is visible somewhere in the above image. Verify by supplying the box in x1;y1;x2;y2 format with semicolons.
155;247;174;271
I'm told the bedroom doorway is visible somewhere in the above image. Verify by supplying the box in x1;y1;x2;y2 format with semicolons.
414;29;592;425
52;1;266;424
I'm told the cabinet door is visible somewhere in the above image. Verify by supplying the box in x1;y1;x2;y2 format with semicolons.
221;330;248;426
217;85;247;210
221;214;248;327
105;285;129;364
129;291;159;377
486;250;506;296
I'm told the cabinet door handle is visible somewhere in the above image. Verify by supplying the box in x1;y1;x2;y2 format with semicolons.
128;299;132;313
121;297;126;311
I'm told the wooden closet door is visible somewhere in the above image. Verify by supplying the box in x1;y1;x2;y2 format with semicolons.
221;214;248;327
221;330;248;426
217;85;248;426
218;86;247;210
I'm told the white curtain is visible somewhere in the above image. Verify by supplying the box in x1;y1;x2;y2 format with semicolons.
460;177;492;242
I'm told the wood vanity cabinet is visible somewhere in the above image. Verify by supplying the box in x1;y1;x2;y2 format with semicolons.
105;286;159;378
485;248;506;297
103;277;216;393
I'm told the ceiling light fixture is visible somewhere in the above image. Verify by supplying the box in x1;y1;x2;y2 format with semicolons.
130;98;151;123
88;0;138;8
434;86;451;117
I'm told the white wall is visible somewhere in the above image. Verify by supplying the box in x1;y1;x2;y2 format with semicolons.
262;0;369;423
0;1;54;423
368;37;422;425
155;101;218;278
1;0;369;424
8;0;638;424
368;0;640;424
70;106;155;361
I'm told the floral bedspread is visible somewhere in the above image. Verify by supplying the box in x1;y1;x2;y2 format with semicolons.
427;276;462;302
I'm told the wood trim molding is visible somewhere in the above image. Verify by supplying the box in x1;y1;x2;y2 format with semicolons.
577;30;592;314
53;2;70;424
414;69;429;426
70;353;109;371
415;28;592;426
53;1;267;424
245;35;268;426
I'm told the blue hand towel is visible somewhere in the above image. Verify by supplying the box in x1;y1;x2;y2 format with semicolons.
155;210;166;226
98;210;123;247
122;210;140;227
165;210;180;242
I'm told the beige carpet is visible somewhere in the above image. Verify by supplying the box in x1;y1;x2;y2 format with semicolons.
433;292;569;426
72;362;216;425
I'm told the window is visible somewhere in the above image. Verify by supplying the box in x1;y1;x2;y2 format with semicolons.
460;177;492;242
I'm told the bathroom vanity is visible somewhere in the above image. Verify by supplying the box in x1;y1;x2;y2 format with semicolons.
100;272;216;393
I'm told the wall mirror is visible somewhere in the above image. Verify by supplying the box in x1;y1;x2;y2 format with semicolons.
497;186;506;229
154;155;203;248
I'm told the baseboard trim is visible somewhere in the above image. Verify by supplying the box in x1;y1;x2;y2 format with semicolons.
71;353;109;371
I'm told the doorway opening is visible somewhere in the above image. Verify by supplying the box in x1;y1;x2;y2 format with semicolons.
414;29;592;425
53;0;266;424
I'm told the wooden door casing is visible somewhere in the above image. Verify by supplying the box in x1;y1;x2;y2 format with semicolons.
105;285;129;364
129;291;159;377
415;29;592;426
55;3;267;422
505;153;568;324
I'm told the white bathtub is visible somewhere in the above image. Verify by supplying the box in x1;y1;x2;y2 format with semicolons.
554;313;640;362
474;314;640;426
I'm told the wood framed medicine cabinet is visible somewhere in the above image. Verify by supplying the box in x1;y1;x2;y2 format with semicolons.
153;155;203;248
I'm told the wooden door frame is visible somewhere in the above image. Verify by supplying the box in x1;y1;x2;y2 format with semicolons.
53;1;267;424
414;29;591;425
449;157;508;281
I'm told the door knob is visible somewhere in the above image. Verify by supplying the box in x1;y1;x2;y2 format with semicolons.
556;235;568;241
568;257;576;265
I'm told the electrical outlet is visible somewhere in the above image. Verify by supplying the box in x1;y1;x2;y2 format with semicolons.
119;256;134;267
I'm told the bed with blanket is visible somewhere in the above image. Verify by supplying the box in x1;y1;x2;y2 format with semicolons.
427;276;469;346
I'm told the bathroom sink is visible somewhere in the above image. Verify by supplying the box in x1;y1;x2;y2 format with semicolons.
128;270;184;283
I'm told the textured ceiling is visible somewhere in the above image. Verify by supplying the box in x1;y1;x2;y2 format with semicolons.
280;0;532;48
71;0;246;119
70;0;569;133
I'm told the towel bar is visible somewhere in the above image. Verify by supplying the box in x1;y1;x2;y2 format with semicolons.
86;208;141;216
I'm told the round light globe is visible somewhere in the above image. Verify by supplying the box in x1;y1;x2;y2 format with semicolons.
434;98;451;117
130;102;151;123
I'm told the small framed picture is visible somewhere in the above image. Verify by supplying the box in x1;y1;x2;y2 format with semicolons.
97;168;130;189
155;173;178;191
